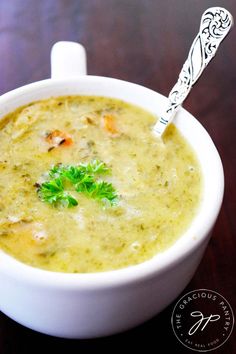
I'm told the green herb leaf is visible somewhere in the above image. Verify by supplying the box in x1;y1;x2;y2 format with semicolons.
38;178;78;207
36;160;118;208
80;159;110;175
85;181;118;205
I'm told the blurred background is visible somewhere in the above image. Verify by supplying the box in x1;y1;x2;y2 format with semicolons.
0;1;235;353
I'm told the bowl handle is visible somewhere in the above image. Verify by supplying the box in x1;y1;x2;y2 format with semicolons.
51;41;87;79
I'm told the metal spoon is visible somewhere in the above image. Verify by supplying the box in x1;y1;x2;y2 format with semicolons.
153;7;233;137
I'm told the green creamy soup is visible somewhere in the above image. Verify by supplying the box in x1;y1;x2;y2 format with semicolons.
0;96;202;273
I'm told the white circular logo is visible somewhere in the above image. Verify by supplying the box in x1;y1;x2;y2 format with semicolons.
171;289;234;352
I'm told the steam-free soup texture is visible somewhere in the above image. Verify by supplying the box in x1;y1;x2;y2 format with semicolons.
0;96;202;273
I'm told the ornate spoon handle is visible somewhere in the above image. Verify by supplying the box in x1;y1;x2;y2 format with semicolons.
154;7;233;137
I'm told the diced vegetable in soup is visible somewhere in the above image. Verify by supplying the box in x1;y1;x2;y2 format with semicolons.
0;96;202;273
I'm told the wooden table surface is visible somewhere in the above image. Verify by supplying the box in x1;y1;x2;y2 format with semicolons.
0;1;235;353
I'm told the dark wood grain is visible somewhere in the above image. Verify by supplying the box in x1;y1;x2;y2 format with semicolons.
0;1;235;353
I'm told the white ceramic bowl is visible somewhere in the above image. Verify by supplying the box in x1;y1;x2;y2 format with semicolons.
0;42;224;338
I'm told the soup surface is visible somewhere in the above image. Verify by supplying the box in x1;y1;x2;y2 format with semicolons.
0;96;202;273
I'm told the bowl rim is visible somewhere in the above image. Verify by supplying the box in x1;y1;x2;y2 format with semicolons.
0;76;224;289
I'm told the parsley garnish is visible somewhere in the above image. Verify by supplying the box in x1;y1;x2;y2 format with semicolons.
36;160;118;208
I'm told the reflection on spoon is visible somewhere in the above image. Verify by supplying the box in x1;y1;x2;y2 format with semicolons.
153;7;233;137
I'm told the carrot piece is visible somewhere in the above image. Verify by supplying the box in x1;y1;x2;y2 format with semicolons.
102;114;118;134
45;130;73;147
61;136;73;146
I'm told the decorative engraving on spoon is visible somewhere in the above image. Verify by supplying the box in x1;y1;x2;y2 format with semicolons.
154;7;233;136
